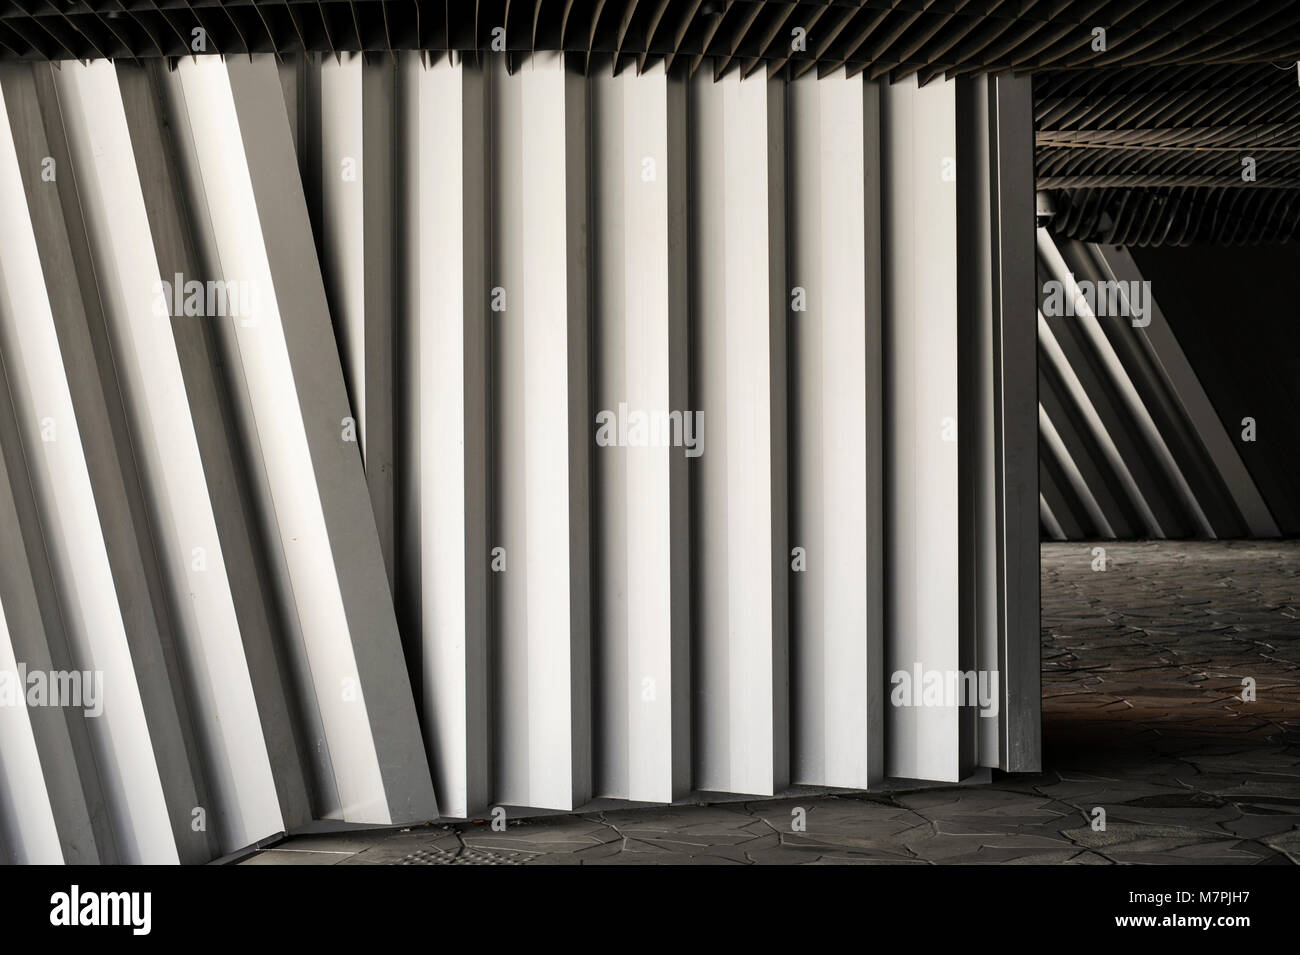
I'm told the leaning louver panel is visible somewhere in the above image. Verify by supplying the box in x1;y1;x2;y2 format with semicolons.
0;86;179;862
52;60;285;853
0;81;111;867
1037;313;1162;539
0;420;102;863
0;595;64;863
312;53;399;590
115;59;316;837
1034;232;1279;541
6;63;219;863
1039;231;1214;540
164;56;437;825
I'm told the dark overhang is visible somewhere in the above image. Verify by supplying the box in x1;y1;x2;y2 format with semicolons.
3;1;1296;244
0;2;1295;79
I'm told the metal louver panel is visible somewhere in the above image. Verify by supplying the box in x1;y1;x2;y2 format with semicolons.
788;65;882;790
0;51;1041;863
589;63;692;804
303;52;1042;793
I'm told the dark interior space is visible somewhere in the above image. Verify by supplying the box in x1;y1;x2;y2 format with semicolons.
1131;244;1300;536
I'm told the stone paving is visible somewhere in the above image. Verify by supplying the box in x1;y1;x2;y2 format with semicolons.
243;540;1300;865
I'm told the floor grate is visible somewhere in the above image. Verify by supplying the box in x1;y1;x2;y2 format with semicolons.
395;846;527;865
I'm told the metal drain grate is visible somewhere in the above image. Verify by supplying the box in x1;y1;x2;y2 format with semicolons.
395;846;526;866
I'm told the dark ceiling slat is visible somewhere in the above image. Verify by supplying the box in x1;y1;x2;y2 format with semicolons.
2;0;1295;244
0;23;28;59
0;1;1295;75
736;1;790;78
586;0;610;75
612;0;640;73
2;8;64;59
687;0;731;80
189;0;229;58
84;6;140;61
789;1;860;79
712;0;761;80
310;1;335;60
1042;45;1300;245
765;0;828;78
41;0;112;61
280;0;309;53
636;0;674;73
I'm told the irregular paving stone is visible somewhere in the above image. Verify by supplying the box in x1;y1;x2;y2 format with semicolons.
1262;827;1300;864
240;848;355;865
244;540;1300;866
1066;850;1114;864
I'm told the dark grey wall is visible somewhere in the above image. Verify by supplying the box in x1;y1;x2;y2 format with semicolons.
1132;244;1300;536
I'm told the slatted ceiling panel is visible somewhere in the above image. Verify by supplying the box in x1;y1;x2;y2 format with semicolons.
733;2;788;77
797;4;869;80
1;1;1298;72
1038;60;1300;244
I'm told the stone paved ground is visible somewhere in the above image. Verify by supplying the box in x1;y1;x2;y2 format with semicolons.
244;540;1300;865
